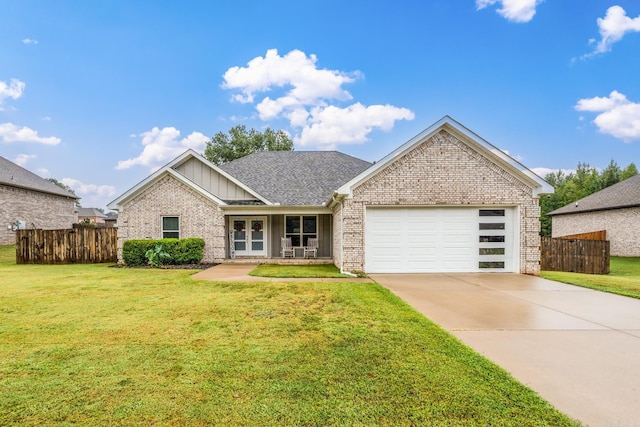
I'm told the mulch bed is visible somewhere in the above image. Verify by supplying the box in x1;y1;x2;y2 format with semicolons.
110;263;219;270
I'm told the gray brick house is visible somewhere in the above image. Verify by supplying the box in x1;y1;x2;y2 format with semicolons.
548;173;640;256
0;156;78;245
108;116;552;274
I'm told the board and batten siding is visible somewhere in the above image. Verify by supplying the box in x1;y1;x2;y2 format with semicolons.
174;158;255;201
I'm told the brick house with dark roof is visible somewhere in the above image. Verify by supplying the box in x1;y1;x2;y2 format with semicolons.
108;116;553;274
548;173;640;256
0;156;78;245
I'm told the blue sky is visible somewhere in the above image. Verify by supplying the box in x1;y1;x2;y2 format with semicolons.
1;0;640;210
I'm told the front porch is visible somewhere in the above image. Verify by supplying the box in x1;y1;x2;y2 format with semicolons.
223;257;335;265
226;213;333;260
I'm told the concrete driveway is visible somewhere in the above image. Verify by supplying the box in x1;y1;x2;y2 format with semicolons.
370;273;640;427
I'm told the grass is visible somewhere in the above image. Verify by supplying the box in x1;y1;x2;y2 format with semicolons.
541;256;640;299
249;263;350;278
0;245;579;426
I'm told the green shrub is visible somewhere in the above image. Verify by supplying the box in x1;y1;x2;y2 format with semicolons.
122;238;205;266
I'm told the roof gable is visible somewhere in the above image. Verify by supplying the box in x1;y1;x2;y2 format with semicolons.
0;156;77;198
336;116;553;198
548;173;640;216
107;150;270;210
219;151;372;206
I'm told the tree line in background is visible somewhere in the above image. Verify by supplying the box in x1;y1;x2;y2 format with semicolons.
540;160;638;236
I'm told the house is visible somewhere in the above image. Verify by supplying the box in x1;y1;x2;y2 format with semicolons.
0;156;78;245
108;116;552;274
548;173;640;256
77;207;108;226
104;211;118;227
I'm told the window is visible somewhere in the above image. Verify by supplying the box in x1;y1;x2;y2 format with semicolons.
479;209;505;217
162;216;180;238
479;235;505;243
479;223;505;230
285;215;317;247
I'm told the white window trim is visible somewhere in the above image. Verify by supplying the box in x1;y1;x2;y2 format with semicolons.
285;215;318;247
161;215;180;239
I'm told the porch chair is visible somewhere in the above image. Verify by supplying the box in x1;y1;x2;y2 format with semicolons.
281;237;294;258
303;238;318;259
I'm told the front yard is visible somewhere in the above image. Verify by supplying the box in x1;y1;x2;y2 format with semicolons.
0;245;578;426
541;256;640;299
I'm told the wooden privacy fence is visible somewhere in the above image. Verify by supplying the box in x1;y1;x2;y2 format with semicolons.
541;236;610;274
16;227;118;264
558;230;607;241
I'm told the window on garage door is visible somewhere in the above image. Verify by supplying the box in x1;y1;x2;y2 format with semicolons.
478;209;506;269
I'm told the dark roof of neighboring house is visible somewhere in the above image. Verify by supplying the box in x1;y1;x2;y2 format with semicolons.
0;155;77;198
219;151;372;205
105;212;118;219
78;207;108;218
548;173;640;216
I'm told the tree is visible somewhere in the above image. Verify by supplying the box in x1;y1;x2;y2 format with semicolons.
204;125;293;165
621;163;638;181
599;159;621;189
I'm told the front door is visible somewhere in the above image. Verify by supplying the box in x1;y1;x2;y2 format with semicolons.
231;217;267;257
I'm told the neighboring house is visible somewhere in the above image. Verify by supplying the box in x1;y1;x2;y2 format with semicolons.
0;156;78;245
104;211;118;227
108;116;552;274
548;173;640;256
77;207;108;225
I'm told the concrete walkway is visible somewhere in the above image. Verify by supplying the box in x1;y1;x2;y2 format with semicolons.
370;273;640;427
191;263;373;283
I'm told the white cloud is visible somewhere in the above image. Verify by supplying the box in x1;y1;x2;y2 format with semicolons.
475;0;542;23
222;49;414;149
583;6;640;58
22;38;39;45
531;167;576;179
296;103;415;149
0;78;25;110
575;90;640;142
61;178;117;208
13;153;37;166
37;168;49;176
116;127;209;170
61;178;117;199
223;49;357;105
0;122;61;145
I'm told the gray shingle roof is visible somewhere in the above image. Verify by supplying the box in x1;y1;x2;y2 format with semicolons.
78;207;107;218
0;156;77;198
219;151;372;205
548;173;640;216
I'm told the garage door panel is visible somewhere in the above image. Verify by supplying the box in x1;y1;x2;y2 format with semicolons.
366;207;516;273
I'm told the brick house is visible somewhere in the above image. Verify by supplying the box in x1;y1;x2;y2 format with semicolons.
548;173;640;256
108;116;552;274
77;207;108;226
0;156;78;245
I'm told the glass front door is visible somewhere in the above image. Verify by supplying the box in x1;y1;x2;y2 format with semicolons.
231;217;266;256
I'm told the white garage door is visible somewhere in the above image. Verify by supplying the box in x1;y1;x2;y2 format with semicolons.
365;207;516;273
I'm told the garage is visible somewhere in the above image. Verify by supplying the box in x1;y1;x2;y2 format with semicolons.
365;207;517;273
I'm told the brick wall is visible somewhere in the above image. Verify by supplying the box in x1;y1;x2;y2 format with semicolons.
552;207;640;256
0;184;77;245
333;130;542;274
116;174;226;262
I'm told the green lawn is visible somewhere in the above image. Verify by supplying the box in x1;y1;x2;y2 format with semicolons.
541;256;640;299
249;263;350;278
0;245;579;426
